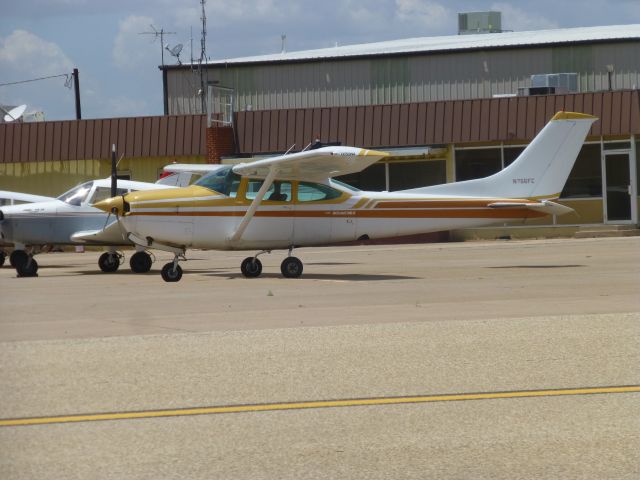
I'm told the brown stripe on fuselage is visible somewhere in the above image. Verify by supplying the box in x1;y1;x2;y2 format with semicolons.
127;208;547;219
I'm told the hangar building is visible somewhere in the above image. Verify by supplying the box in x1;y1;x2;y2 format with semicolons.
1;24;639;237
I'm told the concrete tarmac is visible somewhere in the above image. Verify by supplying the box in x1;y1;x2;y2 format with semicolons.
0;237;639;479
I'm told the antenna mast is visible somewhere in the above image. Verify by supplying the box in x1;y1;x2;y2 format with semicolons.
199;0;208;113
139;25;176;66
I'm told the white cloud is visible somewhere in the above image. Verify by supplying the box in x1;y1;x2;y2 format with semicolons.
395;0;452;31
0;29;74;77
113;15;157;69
491;3;559;31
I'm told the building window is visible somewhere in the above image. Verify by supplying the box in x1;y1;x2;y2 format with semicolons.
455;148;501;181
503;146;526;168
560;144;602;198
388;161;446;191
337;163;386;191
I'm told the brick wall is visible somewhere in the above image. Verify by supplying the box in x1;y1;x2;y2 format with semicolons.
206;126;235;163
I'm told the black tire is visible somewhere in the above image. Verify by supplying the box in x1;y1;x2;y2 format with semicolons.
281;256;303;278
0;251;5;267
16;257;38;277
10;250;28;269
98;252;120;273
130;251;152;273
161;262;183;282
240;257;262;278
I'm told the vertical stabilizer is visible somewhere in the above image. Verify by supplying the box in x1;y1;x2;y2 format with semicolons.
401;112;597;199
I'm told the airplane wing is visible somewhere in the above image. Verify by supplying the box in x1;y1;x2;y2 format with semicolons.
70;220;129;245
232;146;389;182
488;200;574;216
0;190;55;205
228;146;388;242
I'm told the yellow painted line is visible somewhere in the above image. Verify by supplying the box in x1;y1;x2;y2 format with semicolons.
1;385;638;428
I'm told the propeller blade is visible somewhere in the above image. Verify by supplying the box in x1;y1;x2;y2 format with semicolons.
111;144;117;198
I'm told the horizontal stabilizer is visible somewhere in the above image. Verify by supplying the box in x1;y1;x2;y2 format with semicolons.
488;200;574;216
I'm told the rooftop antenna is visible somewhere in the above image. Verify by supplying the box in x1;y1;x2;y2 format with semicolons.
166;43;183;65
281;34;287;53
2;104;26;122
199;0;208;113
139;25;176;66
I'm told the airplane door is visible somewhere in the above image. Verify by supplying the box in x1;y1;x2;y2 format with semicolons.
242;179;294;244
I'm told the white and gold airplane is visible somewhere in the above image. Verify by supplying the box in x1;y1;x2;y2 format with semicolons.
92;112;596;282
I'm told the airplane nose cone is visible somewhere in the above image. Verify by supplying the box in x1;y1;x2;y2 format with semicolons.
94;196;125;215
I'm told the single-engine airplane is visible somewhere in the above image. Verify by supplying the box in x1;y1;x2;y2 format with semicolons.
92;112;596;282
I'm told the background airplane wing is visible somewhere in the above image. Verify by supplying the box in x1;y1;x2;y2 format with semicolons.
232;146;389;182
71;220;129;245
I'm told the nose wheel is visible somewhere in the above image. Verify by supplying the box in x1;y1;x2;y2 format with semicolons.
161;262;183;282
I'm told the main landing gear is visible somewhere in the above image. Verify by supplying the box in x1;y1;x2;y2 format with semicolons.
240;247;304;279
98;250;153;274
11;249;38;277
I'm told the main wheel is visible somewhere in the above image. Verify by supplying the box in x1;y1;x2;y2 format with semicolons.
98;252;120;273
16;257;38;277
130;251;152;273
0;251;5;267
280;256;303;278
161;262;183;282
10;250;28;269
241;257;262;278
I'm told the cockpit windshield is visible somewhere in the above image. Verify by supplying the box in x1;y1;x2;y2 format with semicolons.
57;181;94;206
194;166;240;197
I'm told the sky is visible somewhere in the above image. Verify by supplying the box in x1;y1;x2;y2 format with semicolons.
1;0;639;121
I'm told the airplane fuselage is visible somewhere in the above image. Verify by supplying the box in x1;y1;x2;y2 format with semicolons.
118;180;547;251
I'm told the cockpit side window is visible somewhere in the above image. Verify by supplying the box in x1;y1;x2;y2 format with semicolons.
57;181;93;206
194;166;240;197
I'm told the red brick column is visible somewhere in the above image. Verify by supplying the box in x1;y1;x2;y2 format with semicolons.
206;126;235;163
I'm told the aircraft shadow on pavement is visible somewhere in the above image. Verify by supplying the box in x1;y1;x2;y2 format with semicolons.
487;264;585;269
200;272;418;281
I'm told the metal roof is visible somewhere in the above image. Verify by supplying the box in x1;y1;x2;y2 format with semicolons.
195;24;640;67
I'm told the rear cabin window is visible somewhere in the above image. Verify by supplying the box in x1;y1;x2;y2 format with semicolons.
245;180;292;202
297;183;342;202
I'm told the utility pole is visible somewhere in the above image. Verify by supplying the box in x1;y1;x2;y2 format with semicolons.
72;68;81;119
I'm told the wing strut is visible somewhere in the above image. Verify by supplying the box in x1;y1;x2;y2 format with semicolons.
229;167;278;243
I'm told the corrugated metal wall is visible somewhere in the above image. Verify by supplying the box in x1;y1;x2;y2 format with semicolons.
167;41;640;114
234;90;640;154
0;114;207;164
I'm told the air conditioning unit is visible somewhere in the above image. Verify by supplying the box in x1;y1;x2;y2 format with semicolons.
530;73;578;92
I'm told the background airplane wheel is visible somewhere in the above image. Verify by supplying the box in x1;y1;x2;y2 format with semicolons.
281;256;303;278
161;263;183;282
10;250;28;269
241;257;262;278
98;252;120;273
16;257;38;277
130;251;152;273
0;251;5;267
